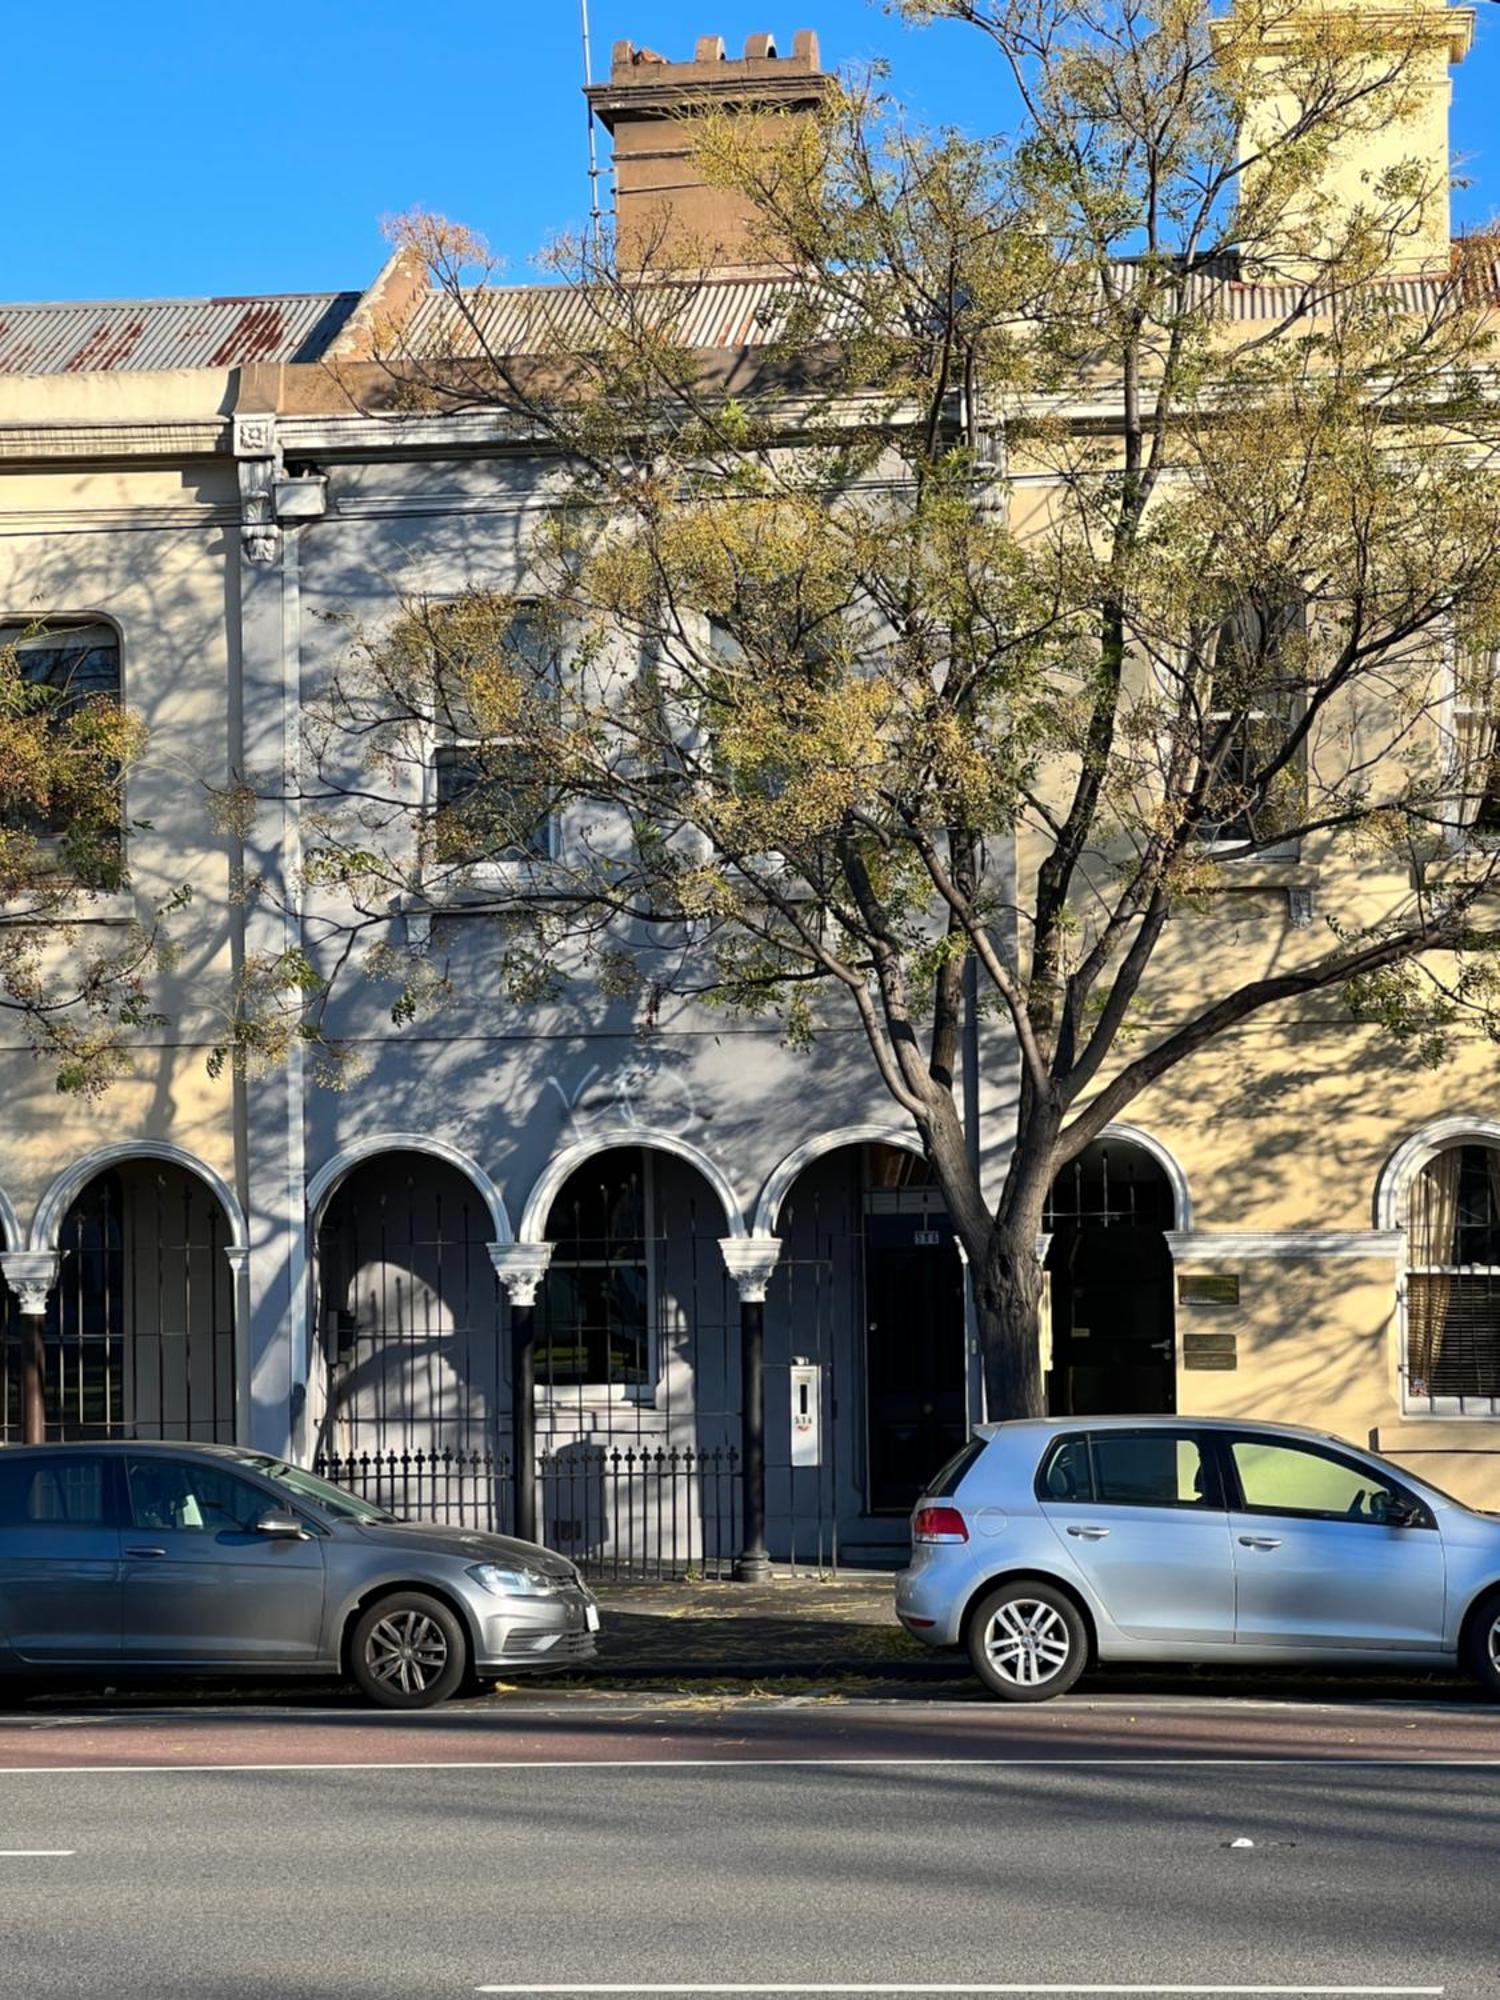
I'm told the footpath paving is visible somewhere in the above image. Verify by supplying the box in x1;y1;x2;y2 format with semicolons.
573;1569;952;1689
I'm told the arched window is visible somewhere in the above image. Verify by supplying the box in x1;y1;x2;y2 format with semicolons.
1405;1142;1500;1411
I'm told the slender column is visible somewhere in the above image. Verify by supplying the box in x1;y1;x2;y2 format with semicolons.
720;1236;783;1584
490;1244;555;1546
1;1254;61;1444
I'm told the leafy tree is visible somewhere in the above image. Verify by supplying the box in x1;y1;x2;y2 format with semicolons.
0;626;177;1095
294;0;1500;1416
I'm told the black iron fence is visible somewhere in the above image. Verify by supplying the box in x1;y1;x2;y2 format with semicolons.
312;1440;741;1581
540;1443;741;1582
312;1447;513;1534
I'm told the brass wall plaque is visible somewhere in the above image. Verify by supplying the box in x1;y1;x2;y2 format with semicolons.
1178;1273;1241;1307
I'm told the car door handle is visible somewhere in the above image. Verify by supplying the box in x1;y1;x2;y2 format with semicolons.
125;1545;168;1558
1237;1535;1282;1550
1066;1525;1111;1540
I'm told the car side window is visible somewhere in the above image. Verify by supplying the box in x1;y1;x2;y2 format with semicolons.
1229;1439;1415;1525
0;1454;111;1527
126;1458;269;1535
1089;1431;1220;1510
1038;1436;1093;1503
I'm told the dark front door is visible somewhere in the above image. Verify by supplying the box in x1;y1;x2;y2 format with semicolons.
864;1214;967;1513
1047;1222;1175;1414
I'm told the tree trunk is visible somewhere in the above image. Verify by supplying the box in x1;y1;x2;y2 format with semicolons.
973;1220;1046;1421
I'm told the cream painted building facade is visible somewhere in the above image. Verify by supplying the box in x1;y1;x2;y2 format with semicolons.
1;12;1498;1561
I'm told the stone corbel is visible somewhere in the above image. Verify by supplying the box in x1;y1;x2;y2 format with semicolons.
234;413;283;566
718;1235;783;1304
489;1242;555;1308
1;1251;60;1318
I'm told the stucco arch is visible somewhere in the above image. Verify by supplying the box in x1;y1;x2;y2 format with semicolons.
753;1125;925;1239
517;1127;749;1243
0;1182;20;1252
305;1133;514;1244
29;1141;248;1253
1089;1122;1193;1231
1375;1116;1500;1232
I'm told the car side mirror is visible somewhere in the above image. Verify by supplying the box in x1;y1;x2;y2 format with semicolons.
255;1509;308;1539
1383;1494;1422;1529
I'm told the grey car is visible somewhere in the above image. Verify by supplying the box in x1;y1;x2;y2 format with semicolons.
895;1415;1500;1701
0;1441;599;1708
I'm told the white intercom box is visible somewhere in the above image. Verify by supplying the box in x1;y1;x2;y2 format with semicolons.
790;1360;821;1467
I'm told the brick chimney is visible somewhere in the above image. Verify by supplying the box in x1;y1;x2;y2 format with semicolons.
586;30;831;275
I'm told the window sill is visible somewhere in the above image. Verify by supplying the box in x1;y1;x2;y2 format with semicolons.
1378;1417;1500;1442
534;1384;656;1410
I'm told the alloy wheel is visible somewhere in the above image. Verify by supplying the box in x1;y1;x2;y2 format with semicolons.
1489;1615;1500;1677
982;1598;1074;1689
365;1610;450;1695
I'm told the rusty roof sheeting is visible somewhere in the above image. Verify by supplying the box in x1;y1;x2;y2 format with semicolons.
0;293;362;376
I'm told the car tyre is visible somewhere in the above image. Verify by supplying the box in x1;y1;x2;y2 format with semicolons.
1462;1587;1500;1700
349;1591;468;1710
967;1579;1088;1702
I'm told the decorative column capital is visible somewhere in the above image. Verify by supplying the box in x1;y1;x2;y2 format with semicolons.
489;1241;554;1308
719;1234;782;1304
222;1245;252;1278
234;412;282;565
1;1252;60;1318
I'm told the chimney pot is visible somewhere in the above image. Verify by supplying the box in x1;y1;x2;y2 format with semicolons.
792;29;819;68
695;35;727;61
744;33;777;59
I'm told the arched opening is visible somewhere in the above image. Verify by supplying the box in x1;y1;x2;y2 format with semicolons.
1403;1139;1500;1414
533;1143;738;1571
8;1160;235;1444
313;1151;506;1504
1045;1137;1176;1416
770;1139;968;1558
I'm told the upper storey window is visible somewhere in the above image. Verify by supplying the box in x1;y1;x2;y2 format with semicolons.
1196;594;1306;851
1452;652;1500;843
0;621;124;885
1406;1141;1500;1414
426;604;558;870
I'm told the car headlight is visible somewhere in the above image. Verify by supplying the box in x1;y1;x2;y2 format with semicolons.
467;1562;557;1598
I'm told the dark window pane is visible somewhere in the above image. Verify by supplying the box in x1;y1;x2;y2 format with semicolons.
433;743;552;863
925;1437;985;1499
126;1457;266;1533
1038;1436;1093;1503
0;1453;108;1526
1090;1431;1215;1508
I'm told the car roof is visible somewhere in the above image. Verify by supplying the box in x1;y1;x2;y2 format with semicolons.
0;1441;258;1458
974;1415;1363;1449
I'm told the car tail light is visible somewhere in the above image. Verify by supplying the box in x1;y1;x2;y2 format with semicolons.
913;1505;968;1544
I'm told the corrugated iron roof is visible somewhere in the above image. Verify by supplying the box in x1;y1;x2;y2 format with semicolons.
394;260;1500;360
0;292;362;376
399;276;857;356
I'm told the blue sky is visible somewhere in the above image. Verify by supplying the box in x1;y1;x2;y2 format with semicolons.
8;1;1498;303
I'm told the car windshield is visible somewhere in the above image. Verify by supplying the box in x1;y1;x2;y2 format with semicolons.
226;1453;398;1524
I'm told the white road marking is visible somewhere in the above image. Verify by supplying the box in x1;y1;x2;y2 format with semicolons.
473;1984;1444;1996
0;1755;1493;1776
0;1849;74;1856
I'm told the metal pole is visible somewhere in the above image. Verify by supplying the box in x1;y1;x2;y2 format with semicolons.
512;1302;537;1543
735;1298;771;1582
580;0;605;253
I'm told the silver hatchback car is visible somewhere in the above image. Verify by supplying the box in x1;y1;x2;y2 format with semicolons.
895;1416;1500;1700
0;1442;600;1708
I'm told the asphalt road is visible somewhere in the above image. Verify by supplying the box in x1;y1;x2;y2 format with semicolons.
0;1695;1495;2000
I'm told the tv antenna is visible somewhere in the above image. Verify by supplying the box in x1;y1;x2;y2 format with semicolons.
580;0;606;253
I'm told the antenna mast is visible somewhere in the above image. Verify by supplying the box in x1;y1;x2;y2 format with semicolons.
580;0;605;254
